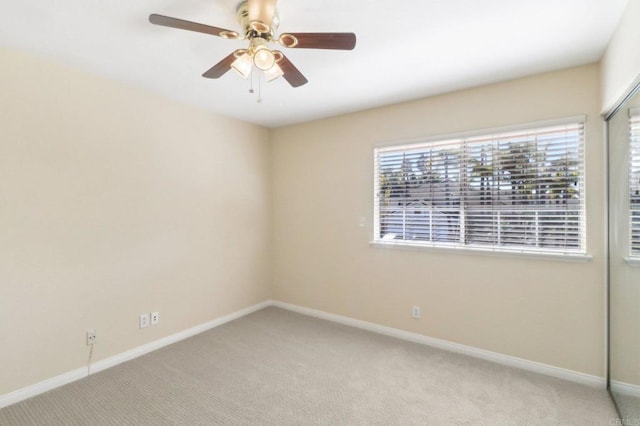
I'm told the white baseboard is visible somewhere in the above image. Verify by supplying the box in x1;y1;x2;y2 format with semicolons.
611;380;640;398
0;300;271;409
0;367;88;411
91;300;271;375
271;300;606;389
0;298;607;410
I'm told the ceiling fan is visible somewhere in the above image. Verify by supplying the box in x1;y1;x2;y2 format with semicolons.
149;0;356;88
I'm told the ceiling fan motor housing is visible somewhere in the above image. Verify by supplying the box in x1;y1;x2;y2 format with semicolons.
236;0;279;41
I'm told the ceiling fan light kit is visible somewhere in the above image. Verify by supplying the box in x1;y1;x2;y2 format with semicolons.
148;0;356;92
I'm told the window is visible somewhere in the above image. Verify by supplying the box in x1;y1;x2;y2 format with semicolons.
374;119;586;255
629;108;640;257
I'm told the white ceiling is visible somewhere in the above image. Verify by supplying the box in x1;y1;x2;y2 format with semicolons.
0;0;629;128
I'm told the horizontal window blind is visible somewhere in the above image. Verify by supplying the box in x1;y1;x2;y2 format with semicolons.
630;108;640;256
374;120;585;254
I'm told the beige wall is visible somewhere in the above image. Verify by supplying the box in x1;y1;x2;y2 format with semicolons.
271;64;606;376
0;46;271;395
601;0;640;113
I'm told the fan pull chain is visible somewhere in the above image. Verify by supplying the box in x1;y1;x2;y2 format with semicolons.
247;68;263;103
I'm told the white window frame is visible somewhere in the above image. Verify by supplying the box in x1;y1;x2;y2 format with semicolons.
372;116;588;259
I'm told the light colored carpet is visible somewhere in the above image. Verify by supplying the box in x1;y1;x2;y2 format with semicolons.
610;390;640;425
0;307;619;425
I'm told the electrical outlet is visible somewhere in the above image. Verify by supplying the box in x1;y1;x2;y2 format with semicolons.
86;330;97;346
139;313;150;329
412;305;421;319
151;312;159;325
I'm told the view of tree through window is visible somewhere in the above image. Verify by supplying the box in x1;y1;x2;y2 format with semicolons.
374;121;585;254
629;110;640;256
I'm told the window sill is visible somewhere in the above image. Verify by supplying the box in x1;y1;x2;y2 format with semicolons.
369;241;593;263
624;257;640;266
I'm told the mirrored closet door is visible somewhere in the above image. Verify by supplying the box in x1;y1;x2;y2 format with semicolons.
608;82;640;425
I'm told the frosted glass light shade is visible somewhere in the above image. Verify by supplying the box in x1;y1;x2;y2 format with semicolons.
231;54;253;78
264;63;284;81
253;47;275;71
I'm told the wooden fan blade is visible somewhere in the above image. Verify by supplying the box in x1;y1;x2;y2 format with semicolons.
149;14;239;39
248;0;277;32
275;53;308;88
202;51;242;79
279;32;356;50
